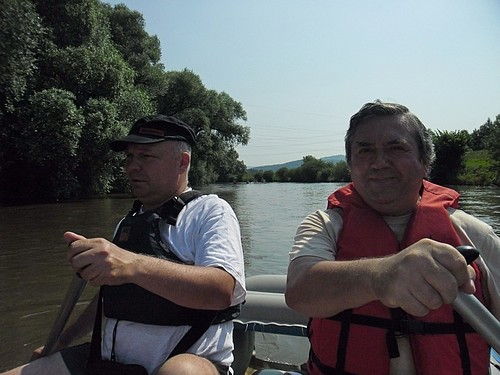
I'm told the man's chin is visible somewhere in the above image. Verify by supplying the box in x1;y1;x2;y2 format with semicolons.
368;178;398;189
365;193;398;209
130;187;147;199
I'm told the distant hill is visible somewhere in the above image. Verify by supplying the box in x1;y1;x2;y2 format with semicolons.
249;155;346;172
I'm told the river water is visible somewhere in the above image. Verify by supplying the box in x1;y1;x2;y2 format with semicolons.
0;183;499;370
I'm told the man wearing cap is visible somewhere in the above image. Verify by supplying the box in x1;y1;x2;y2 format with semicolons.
3;115;246;375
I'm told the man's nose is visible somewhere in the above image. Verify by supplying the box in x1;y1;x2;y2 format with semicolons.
125;157;141;172
372;150;390;167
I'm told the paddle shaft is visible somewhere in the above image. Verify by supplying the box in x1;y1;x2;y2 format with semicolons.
452;292;500;353
450;216;500;353
40;275;87;357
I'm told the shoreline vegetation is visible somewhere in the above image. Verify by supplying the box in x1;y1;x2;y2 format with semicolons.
241;148;499;187
1;1;498;205
1;147;498;207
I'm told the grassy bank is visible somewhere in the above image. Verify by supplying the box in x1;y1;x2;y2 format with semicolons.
459;150;498;186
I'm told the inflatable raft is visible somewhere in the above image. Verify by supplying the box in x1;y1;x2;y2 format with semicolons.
232;275;307;374
235;275;500;375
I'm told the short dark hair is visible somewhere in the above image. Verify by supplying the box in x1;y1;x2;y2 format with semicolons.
345;100;435;172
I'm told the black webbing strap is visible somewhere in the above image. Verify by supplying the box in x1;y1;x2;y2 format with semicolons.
307;311;357;375
454;310;472;375
158;190;203;226
167;315;216;359
88;289;103;362
328;309;478;335
309;349;357;375
336;309;352;371
130;190;203;225
386;308;403;359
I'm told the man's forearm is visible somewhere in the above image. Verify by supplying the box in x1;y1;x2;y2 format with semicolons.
131;256;235;310
285;256;378;318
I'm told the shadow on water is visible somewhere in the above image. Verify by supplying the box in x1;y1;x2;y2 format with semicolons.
0;183;498;370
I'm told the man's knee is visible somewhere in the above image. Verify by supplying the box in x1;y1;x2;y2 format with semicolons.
157;353;220;375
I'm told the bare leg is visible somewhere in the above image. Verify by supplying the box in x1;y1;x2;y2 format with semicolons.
156;353;220;375
1;352;71;375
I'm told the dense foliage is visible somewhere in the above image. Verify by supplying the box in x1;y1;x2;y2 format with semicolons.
430;116;499;186
0;0;249;204
249;156;350;183
430;130;470;185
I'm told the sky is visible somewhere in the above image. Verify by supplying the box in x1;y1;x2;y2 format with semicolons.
105;0;500;167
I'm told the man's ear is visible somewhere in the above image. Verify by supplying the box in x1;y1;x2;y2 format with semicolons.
179;152;190;173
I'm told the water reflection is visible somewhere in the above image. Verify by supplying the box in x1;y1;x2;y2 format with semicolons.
204;183;345;276
455;185;500;230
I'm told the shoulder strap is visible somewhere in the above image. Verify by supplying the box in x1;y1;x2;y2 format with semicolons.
158;190;204;226
178;190;204;203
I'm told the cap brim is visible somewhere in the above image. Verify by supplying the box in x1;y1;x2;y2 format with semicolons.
110;135;193;151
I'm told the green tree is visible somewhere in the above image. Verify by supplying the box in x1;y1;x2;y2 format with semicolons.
158;70;249;186
318;163;334;181
295;156;333;182
214;149;246;182
485;115;500;184
41;43;135;104
262;170;275;182
1;0;148;200
298;155;320;182
114;87;156;128
0;89;84;203
275;167;291;182
469;118;494;151
252;170;264;182
0;0;250;203
430;130;469;185
76;98;123;196
231;159;248;182
105;3;167;98
34;0;109;48
331;160;351;182
0;0;47;114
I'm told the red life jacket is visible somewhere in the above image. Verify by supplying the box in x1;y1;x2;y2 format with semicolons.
307;181;490;375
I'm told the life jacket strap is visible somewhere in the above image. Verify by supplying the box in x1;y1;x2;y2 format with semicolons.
454;310;472;375
308;308;479;374
328;309;478;335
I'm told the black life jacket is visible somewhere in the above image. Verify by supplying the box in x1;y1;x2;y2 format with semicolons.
102;190;240;326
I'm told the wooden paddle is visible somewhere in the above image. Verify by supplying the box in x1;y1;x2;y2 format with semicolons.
40;274;87;357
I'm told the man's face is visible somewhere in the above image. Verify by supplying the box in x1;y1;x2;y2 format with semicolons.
349;115;427;216
124;142;186;210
